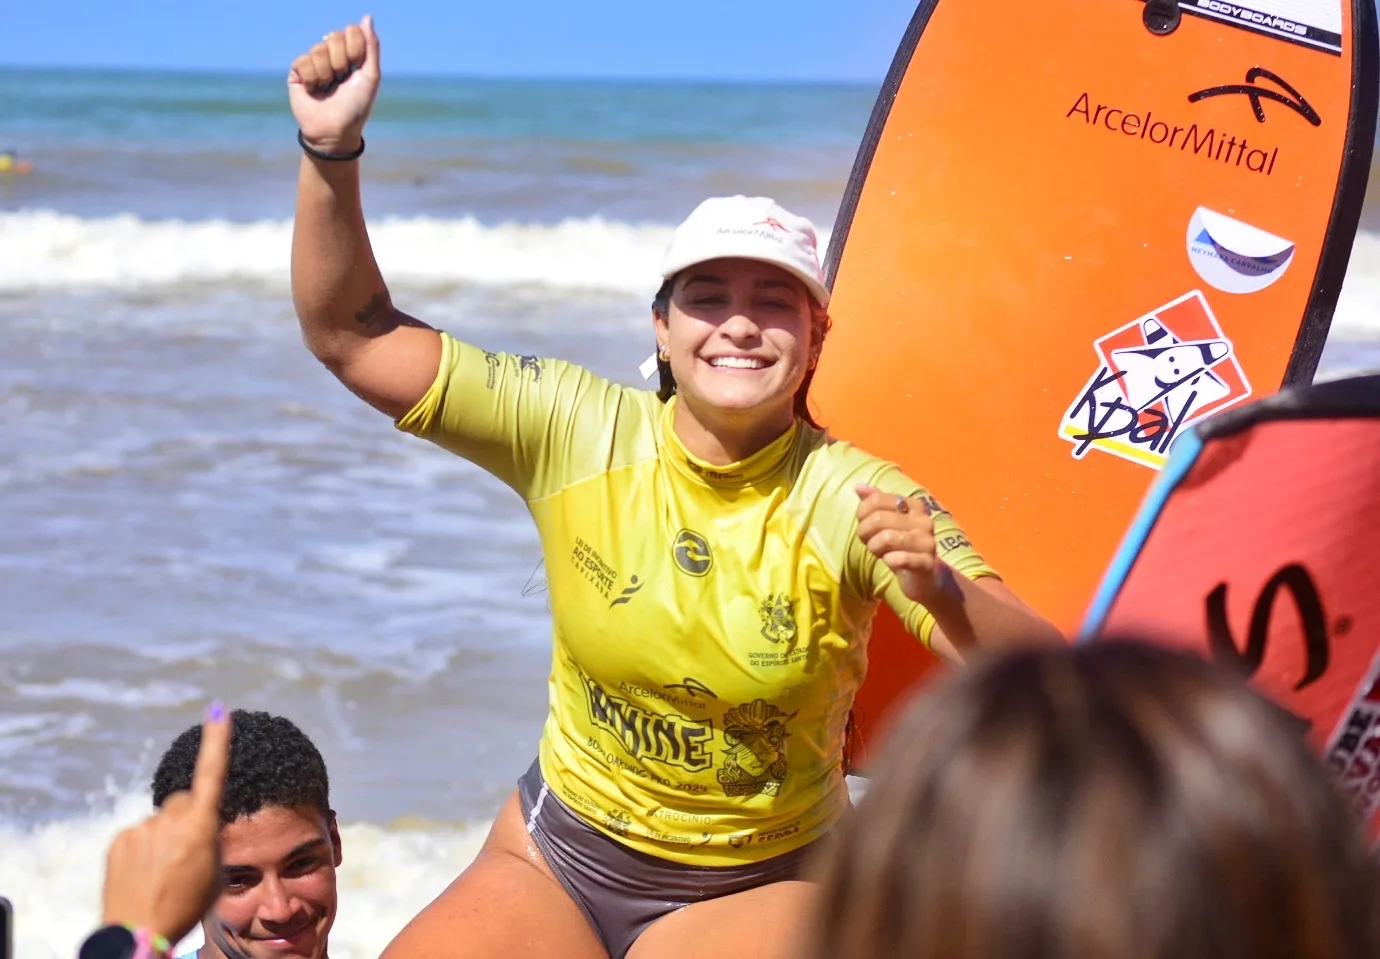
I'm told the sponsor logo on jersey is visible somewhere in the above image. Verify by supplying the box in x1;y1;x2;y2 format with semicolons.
584;673;714;773
481;350;544;389
663;677;719;699
571;536;640;603
684;461;744;482
758;593;798;644
757;822;801;843
718;699;797;798
602;808;633;837
609;576;645;607
672;528;713;576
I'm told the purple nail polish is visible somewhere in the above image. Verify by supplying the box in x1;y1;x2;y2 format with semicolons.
208;700;225;722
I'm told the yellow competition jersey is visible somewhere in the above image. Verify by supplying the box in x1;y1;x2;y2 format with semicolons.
397;333;997;865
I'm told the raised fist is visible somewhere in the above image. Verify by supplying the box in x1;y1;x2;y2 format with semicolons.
288;15;381;152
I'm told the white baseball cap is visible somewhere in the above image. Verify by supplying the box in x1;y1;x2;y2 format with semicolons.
641;196;830;380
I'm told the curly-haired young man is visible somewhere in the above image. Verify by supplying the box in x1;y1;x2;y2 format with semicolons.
151;710;342;959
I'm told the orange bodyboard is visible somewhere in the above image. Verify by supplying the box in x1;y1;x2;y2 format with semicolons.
812;0;1378;769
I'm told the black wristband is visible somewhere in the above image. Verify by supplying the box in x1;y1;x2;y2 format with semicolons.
297;129;365;162
78;926;138;959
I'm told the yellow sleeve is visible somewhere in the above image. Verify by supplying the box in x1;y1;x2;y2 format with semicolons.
843;462;1000;649
394;331;630;500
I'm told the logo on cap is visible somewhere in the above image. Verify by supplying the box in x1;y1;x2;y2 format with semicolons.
754;218;788;232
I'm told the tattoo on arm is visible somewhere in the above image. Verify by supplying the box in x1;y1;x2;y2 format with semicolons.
346;291;432;340
354;291;397;334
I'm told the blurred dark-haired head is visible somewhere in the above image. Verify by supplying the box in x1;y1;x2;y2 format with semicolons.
807;638;1380;959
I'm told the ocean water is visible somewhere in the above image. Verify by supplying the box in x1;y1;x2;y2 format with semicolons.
0;67;873;959
1;65;1379;959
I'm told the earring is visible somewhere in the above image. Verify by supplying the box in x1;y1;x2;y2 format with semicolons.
657;344;669;361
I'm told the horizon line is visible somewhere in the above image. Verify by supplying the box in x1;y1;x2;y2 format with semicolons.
0;62;884;88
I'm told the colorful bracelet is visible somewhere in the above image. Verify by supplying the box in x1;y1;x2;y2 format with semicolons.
77;924;171;959
124;925;171;959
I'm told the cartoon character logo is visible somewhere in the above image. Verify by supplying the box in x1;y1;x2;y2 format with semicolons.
1058;290;1251;470
718;700;796;798
758;594;798;644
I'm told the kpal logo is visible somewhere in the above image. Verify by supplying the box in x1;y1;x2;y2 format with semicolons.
1186;207;1295;294
1189;67;1321;126
672;528;713;576
1058;291;1252;470
754;217;788;232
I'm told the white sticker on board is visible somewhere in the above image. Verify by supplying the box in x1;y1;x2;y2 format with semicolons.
1186;207;1296;294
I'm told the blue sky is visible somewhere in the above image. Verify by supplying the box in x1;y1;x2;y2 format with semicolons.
0;1;919;82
